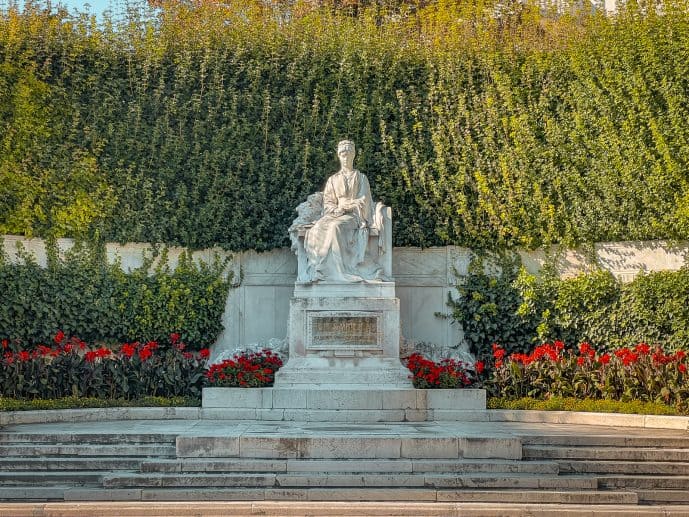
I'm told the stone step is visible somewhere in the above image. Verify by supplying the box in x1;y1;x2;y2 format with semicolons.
61;487;638;504
0;444;176;457
0;433;176;444
521;435;689;448
599;475;689;490
636;489;689;503
102;472;597;490
524;445;689;462
141;458;559;475
0;471;106;486
176;435;521;460
0;486;68;501
0;457;143;471
559;459;689;475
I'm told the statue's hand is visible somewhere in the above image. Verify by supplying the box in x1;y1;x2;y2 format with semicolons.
333;208;345;217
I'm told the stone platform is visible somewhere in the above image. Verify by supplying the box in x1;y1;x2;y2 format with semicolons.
201;388;486;422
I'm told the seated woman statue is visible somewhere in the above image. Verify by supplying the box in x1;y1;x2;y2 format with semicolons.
303;140;384;283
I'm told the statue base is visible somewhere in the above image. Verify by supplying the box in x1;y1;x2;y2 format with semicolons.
274;282;412;388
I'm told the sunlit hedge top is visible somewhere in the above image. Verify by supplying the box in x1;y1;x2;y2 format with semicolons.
2;0;689;250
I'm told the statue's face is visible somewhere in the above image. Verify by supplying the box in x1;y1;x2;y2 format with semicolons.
337;144;355;165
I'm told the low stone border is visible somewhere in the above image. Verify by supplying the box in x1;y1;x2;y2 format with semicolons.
1;406;688;430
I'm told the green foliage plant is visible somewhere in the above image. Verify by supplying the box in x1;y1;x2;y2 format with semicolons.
447;253;541;362
0;240;230;349
450;252;689;357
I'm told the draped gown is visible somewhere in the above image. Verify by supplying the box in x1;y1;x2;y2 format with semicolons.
304;169;378;283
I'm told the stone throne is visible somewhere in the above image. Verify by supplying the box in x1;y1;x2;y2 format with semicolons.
274;141;411;388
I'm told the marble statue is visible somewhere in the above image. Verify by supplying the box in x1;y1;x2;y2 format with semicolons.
289;140;390;284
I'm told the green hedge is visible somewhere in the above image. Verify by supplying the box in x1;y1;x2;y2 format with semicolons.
0;241;230;349
450;254;689;360
487;397;684;416
1;1;689;250
0;396;200;411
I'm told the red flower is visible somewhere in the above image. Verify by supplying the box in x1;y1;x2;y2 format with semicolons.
183;352;193;359
170;333;180;345
1;339;8;349
138;347;152;361
18;351;30;362
635;343;651;355
84;351;97;363
145;341;159;350
475;360;485;375
121;344;136;358
198;348;210;359
598;353;611;365
492;343;505;360
577;356;585;366
579;342;595;359
679;364;687;374
95;347;111;358
54;330;65;345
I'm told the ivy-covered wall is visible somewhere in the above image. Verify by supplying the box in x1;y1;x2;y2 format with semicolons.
1;1;688;251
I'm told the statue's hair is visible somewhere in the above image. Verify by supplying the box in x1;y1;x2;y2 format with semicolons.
337;140;355;151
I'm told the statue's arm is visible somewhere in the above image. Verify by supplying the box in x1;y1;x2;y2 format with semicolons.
323;176;338;215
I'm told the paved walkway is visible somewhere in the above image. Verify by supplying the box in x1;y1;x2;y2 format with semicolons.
3;417;689;439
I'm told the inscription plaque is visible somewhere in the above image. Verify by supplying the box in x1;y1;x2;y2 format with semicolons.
306;311;381;351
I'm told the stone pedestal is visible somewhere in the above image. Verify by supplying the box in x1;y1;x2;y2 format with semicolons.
274;282;411;388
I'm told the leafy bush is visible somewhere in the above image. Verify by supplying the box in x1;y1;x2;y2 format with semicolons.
487;342;689;410
0;241;230;350
0;333;209;400
205;350;283;388
404;353;482;389
450;254;689;358
2;1;689;250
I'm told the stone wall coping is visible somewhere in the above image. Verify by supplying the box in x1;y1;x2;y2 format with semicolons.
1;406;687;430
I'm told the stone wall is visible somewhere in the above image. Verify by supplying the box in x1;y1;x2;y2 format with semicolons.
2;235;687;353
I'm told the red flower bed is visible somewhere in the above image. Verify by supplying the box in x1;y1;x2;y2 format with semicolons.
206;350;283;388
1;332;210;400
404;353;480;389
488;341;689;409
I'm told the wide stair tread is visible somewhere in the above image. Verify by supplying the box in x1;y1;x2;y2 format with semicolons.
0;444;176;457
0;433;176;444
524;444;689;461
0;470;116;485
102;471;597;489
141;458;560;474
0;457;144;470
559;459;689;475
63;486;641;504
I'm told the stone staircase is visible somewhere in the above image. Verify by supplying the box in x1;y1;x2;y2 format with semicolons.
522;434;689;505
0;431;177;501
1;422;688;506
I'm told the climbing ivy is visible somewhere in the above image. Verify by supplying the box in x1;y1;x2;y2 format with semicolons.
1;1;688;250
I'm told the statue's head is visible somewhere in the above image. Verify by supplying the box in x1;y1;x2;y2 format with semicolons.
337;140;356;167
